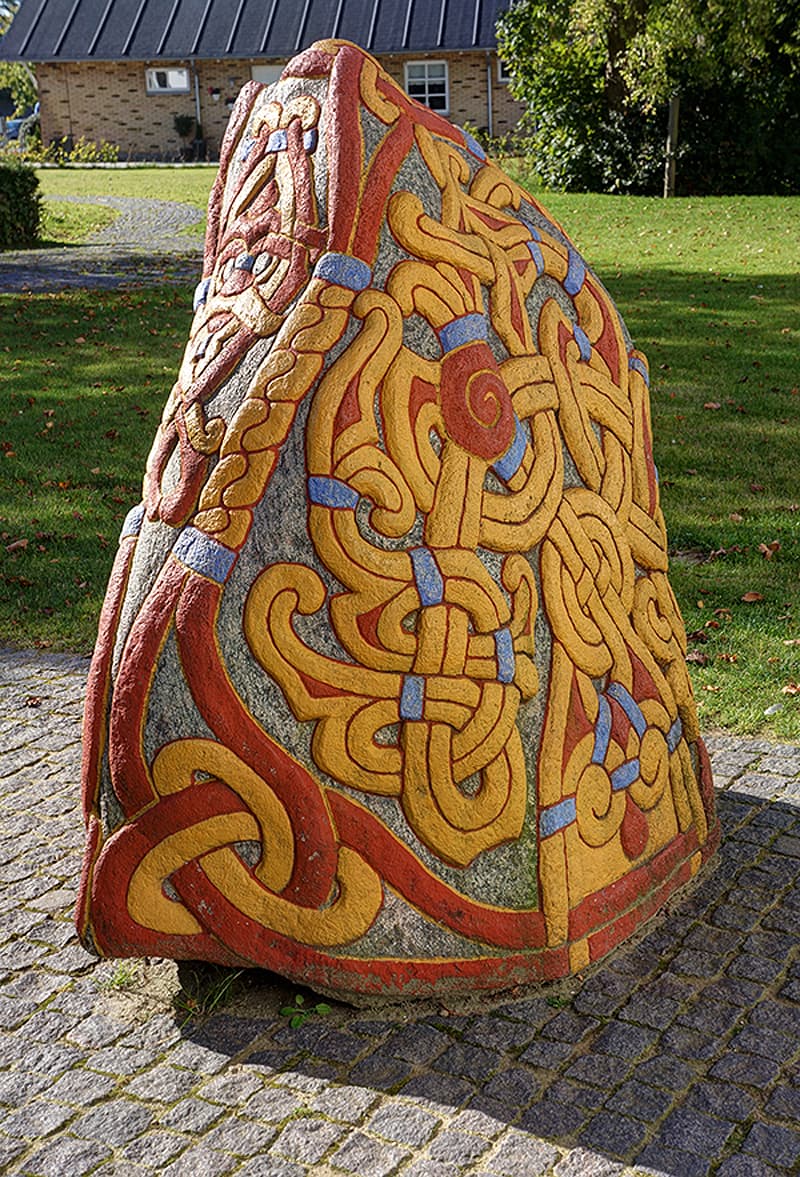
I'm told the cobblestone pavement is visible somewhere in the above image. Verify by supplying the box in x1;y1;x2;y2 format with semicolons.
1;645;799;1176
0;195;204;292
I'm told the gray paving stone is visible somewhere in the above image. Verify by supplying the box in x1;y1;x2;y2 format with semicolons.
716;1157;781;1176
657;1105;736;1158
199;1069;264;1106
121;1130;189;1168
565;1054;630;1089
482;1063;543;1107
271;1115;346;1163
22;1135;113;1177
729;1025;797;1062
161;1146;237;1176
553;1147;625;1176
685;1080;757;1122
541;1010;600;1043
6;1096;77;1140
236;1159;304;1177
368;1102;441;1146
47;1068;117;1105
200;1115;279;1156
604;1079;674;1122
709;1051;783;1086
635;1142;712;1177
428;1127;491;1163
160;1097;225;1134
436;1041;504;1082
71;1097;154;1145
0;1133;27;1171
310;1083;379;1123
401;1071;475;1108
124;1064;198;1102
579;1110;648;1158
592;1021;658;1060
518;1097;587;1139
384;1022;450;1064
242;1085;307;1123
519;1037;575;1069
483;1129;560;1175
348;1049;416;1091
0;1069;54;1107
330;1131;410;1176
765;1085;800;1122
742;1122;800;1168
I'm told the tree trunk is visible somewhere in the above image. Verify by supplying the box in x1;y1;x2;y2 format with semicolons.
663;93;680;198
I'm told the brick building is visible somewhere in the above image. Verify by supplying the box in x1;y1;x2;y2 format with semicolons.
0;0;524;161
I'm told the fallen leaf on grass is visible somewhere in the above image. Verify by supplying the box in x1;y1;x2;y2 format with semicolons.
729;513;744;523
687;628;709;643
784;639;800;647
703;402;722;410
759;541;780;559
703;684;721;692
741;591;764;603
750;482;764;492
714;608;732;618
782;682;800;696
717;653;738;663
5;538;28;553
686;651;709;666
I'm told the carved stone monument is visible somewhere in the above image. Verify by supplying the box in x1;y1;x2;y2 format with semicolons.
77;40;719;1000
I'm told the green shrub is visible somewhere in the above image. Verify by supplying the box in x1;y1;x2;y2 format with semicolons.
0;159;41;249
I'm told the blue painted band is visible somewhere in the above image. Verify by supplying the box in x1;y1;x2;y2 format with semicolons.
564;248;586;295
628;355;650;386
494;628;516;684
611;758;641;792
266;128;288;152
667;717;683;753
313;253;372;291
172;527;237;583
493;416;527;483
120;503;145;541
239;137;256;161
235;253;255;272
540;797;577;837
573;324;592;362
438;313;487;353
307;476;360;510
410;547;444;607
193;277;211;311
528;240;545;276
522;220;542;242
592;694;613;765
606;682;647;738
304;128;318;152
461;129;487;160
400;675;425;721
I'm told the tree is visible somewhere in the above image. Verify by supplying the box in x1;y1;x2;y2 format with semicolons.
1;1;37;117
497;0;800;194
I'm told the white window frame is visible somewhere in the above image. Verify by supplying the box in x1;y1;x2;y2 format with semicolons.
497;58;512;84
404;60;449;115
145;67;191;95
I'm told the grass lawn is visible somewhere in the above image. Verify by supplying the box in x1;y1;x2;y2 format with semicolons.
1;172;798;739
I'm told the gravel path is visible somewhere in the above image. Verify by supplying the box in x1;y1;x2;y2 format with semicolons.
0;195;205;292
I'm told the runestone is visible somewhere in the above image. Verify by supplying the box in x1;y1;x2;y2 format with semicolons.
77;40;719;1000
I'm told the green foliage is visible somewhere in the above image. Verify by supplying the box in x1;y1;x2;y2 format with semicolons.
0;158;40;247
9;130;121;165
279;993;333;1028
497;0;800;194
0;62;36;115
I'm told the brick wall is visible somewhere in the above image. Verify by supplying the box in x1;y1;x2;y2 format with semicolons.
35;52;525;160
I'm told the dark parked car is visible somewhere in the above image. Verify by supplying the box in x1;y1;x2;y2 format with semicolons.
4;102;39;141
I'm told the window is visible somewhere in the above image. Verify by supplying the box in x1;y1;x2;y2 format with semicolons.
497;59;512;84
405;61;449;114
251;65;285;87
145;67;191;95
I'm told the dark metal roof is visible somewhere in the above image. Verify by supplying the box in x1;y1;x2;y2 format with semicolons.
0;0;512;61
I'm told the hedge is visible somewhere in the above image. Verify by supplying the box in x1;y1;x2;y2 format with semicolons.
0;160;41;250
